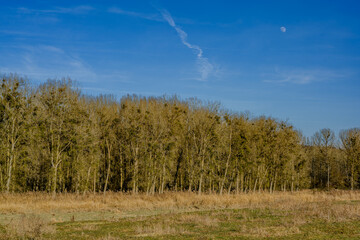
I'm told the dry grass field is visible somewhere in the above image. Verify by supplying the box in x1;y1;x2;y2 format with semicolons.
0;190;360;239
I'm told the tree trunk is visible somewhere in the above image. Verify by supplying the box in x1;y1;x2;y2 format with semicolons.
236;172;239;194
103;158;111;194
93;169;96;194
228;182;232;194
198;170;203;195
6;122;17;193
351;164;354;190
327;163;330;191
220;130;232;195
120;150;124;191
161;157;166;194
52;164;58;198
133;146;139;194
240;172;244;193
198;155;205;195
173;149;183;191
103;139;111;195
84;166;91;195
258;178;263;192
253;177;258;192
6;153;14;193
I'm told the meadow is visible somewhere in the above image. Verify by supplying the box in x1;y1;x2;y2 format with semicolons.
0;190;360;239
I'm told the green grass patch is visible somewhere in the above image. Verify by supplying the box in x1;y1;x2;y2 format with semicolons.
1;204;360;239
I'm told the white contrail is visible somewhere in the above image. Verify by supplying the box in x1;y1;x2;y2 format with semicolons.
161;9;213;81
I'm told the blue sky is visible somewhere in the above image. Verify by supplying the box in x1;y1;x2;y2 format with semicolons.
0;0;359;137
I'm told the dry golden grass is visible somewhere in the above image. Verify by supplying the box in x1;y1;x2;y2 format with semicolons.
135;222;185;237
238;224;301;238
3;214;55;239
178;214;219;227
0;190;359;214
1;190;360;239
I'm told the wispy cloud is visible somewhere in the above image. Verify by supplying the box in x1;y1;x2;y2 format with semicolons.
17;5;94;15
160;9;213;81
107;7;215;81
0;30;48;37
263;68;350;84
41;45;64;54
0;45;98;83
108;7;163;21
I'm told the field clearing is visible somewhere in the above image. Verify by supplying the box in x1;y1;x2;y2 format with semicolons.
0;190;360;239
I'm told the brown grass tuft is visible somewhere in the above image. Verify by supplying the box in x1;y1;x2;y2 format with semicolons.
4;214;55;239
135;222;185;236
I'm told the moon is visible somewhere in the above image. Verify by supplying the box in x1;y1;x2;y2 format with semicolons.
280;26;286;33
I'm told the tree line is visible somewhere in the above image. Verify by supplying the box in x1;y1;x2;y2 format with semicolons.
0;75;359;195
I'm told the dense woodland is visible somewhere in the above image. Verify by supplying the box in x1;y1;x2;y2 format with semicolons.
0;75;359;195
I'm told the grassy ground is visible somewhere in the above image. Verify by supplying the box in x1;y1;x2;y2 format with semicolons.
0;190;360;239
